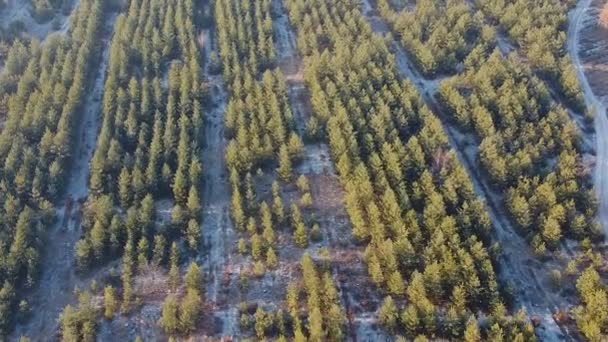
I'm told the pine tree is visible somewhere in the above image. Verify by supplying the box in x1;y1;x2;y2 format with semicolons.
104;286;117;320
158;295;180;334
464;316;481;342
301;192;313;208
171;204;187;230
168;243;180;292
402;304;420;336
254;307;269;340
231;185;246;229
310;223;322;241
184;262;202;293
186;186;201;219
152;235;166;266
266;247;278;269
186;219;200;251
251;234;263;260
378;296;398;330
387;270;405;295
294;222;308;248
273;190;285;224
121;241;134;313
277;144;292;182
179;289;202;333
367;253;384;286
488;323;505;342
118;167;132;208
172;170;188;205
288;132;304;161
238;238;248;254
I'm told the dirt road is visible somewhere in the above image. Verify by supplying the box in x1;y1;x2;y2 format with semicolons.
568;0;608;241
360;2;576;340
10;12;118;341
199;28;239;337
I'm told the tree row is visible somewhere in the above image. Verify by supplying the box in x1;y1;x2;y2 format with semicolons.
0;0;104;335
66;0;206;339
284;0;535;339
77;0;204;269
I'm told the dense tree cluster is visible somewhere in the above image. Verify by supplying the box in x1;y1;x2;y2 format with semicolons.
58;290;97;342
573;266;608;342
0;0;103;335
438;50;600;252
240;254;345;341
473;0;584;110
377;0;494;76
224;69;299;174
76;0;204;269
217;0;313;273
284;0;535;338
215;0;275;83
158;262;203;336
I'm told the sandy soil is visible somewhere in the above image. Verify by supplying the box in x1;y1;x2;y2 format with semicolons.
569;0;608;242
0;0;74;41
9;10;119;342
361;1;578;340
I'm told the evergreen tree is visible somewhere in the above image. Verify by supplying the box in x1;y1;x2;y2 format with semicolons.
168;243;180;292
158;295;180;334
378;296;398;330
294;222;308;248
464;316;481;342
104;286;117;320
277;144;292;182
184;262;202;293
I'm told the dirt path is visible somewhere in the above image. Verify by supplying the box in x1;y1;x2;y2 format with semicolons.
199;28;239;337
10;12;117;342
568;0;608;241
360;2;576;340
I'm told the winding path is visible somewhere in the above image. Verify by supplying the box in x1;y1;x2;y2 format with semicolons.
568;0;608;240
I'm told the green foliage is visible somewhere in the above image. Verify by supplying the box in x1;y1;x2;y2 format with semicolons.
184;262;202;294
59;292;97;342
378;0;492;76
440;50;597;247
103;286;117;320
0;0;104;333
79;0;205;269
378;296;398;330
474;0;584;109
279;254;346;341
573;267;608;341
283;0;537;339
158;295;180;334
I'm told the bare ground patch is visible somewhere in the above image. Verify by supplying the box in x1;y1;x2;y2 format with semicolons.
579;0;608;100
